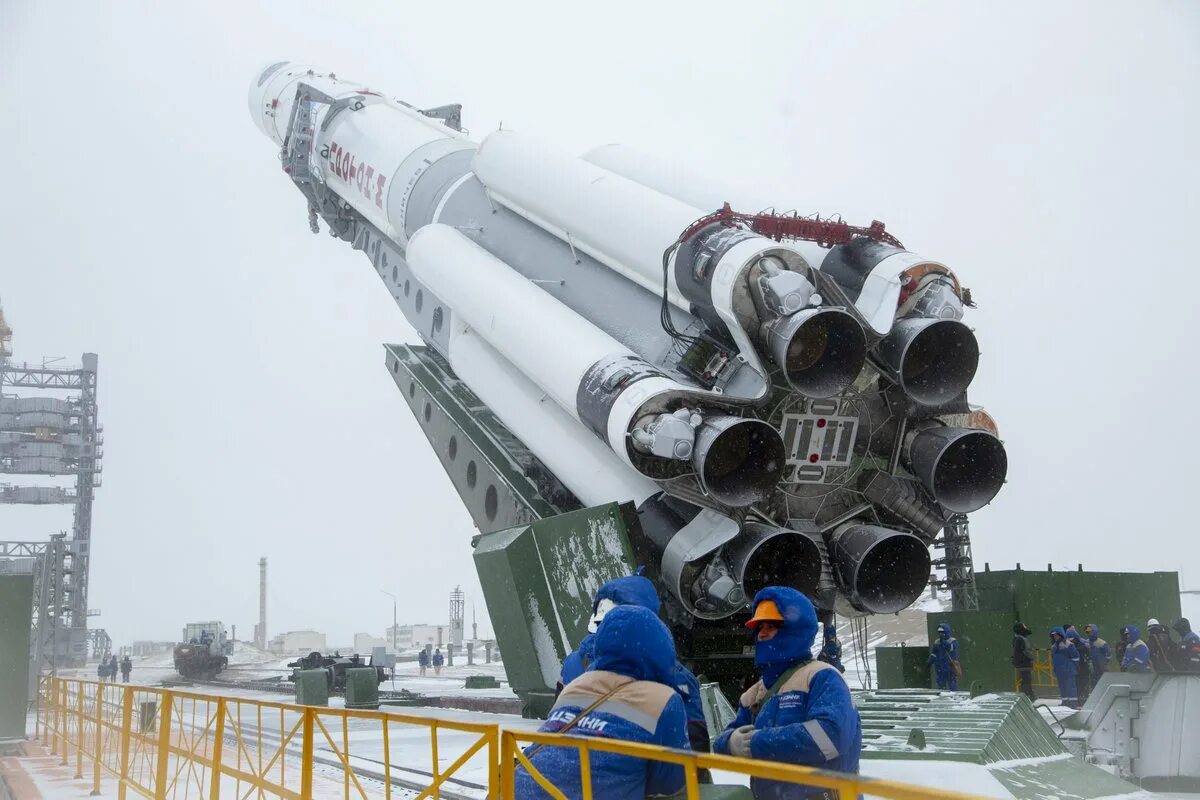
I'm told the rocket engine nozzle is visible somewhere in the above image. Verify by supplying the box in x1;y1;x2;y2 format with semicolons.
766;308;867;399
830;523;931;614
906;426;1007;513
875;317;979;406
692;417;785;507
727;523;823;600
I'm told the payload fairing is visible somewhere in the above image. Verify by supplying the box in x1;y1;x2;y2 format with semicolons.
248;62;1006;696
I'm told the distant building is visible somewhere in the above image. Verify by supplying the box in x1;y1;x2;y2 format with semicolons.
130;641;174;657
385;624;446;650
354;632;387;653
269;630;327;655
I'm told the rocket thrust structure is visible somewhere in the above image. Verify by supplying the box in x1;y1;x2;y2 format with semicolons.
248;62;1007;682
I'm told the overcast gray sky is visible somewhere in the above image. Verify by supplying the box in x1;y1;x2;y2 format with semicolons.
2;1;1198;648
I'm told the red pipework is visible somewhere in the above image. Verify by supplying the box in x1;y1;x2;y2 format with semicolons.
678;203;904;250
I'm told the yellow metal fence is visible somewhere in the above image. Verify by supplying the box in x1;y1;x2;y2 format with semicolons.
36;676;984;800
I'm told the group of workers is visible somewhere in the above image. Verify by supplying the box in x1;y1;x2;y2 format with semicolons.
516;575;861;800
96;653;132;683
1010;617;1199;708
416;646;444;676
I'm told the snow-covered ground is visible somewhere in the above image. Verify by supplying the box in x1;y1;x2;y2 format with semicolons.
839;592;948;689
89;641;515;701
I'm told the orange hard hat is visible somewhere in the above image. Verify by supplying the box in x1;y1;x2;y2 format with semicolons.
746;599;785;629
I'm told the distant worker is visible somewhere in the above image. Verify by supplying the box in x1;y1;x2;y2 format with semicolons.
818;623;845;674
559;575;710;757
1083;624;1112;689
714;587;862;800
928;623;960;690
1172;618;1200;671
120;655;132;683
1115;627;1129;667
417;647;429;677
1011;622;1035;701
432;648;444;676
514;605;688;800
1144;619;1176;672
1120;625;1151;673
1049;627;1080;708
96;656;108;682
1064;624;1091;704
109;655;120;682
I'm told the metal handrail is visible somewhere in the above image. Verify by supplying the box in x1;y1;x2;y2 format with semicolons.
38;676;987;800
501;728;990;800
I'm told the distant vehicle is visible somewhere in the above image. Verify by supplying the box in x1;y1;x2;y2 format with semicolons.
286;652;388;690
173;640;229;679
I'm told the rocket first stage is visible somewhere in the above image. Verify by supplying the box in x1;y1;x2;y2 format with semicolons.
248;62;1006;688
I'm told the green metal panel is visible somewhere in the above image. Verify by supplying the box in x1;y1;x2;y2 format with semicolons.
294;670;329;707
926;611;1017;693
859;690;1062;763
933;569;1182;694
343;668;379;709
975;567;1180;643
464;675;500;689
875;645;932;689
473;502;637;717
384;344;577;532
0;574;34;738
859;688;1140;799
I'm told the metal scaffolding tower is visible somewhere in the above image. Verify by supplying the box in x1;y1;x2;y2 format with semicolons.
449;586;465;648
0;299;104;667
929;514;980;611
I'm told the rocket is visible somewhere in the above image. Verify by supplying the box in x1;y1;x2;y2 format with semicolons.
248;62;1006;645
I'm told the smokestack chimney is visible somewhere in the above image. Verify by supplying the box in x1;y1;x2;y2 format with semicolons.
257;557;267;650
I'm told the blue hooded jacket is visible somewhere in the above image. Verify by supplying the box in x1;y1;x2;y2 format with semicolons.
928;623;959;673
714;587;861;800
559;576;706;734
1049;627;1079;676
516;606;688;800
1121;625;1151;672
1086;624;1112;673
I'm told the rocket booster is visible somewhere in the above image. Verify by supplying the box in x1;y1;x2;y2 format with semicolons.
248;62;1008;622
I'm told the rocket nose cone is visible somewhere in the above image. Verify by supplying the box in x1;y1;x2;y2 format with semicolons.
247;61;293;139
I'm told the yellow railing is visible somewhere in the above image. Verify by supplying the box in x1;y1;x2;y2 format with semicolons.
37;676;497;800
37;676;985;800
1012;649;1071;695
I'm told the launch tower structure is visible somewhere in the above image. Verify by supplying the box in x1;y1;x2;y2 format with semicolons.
0;299;104;668
449;585;465;648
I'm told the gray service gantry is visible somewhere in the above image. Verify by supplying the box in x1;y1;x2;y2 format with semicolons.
0;300;105;669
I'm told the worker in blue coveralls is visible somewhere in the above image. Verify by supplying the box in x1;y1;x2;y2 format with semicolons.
558;575;710;757
928;623;959;690
1083;624;1112;690
1120;625;1151;673
515;605;689;800
1172;618;1200;671
1049;627;1080;708
432;648;444;676
1063;624;1091;704
817;624;845;673
417;647;429;677
714;587;862;800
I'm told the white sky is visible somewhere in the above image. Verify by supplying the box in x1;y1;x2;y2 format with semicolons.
2;1;1198;648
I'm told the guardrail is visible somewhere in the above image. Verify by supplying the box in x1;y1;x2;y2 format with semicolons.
37;676;986;800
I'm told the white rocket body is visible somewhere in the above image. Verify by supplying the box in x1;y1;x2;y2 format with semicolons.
247;61;1005;624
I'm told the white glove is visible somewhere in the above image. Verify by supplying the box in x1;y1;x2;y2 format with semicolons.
729;725;756;758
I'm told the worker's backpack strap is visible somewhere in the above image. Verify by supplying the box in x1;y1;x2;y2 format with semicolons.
750;662;806;721
524;678;635;761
